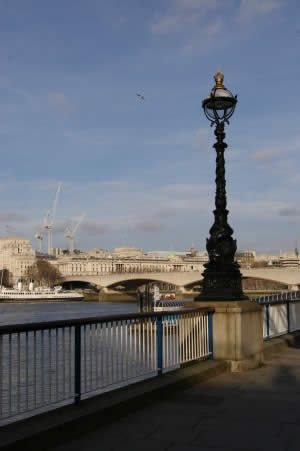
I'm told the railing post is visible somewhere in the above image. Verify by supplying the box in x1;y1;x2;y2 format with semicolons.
74;325;81;404
156;316;163;376
208;312;213;358
287;302;290;334
265;305;270;340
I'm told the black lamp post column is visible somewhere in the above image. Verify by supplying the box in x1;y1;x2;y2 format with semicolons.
197;70;247;301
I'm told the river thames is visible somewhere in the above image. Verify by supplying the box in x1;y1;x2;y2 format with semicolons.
0;301;138;325
0;300;180;424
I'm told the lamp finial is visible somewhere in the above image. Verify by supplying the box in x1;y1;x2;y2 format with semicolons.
214;69;224;89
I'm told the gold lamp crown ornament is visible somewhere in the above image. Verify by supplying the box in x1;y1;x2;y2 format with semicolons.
202;69;237;125
214;69;224;89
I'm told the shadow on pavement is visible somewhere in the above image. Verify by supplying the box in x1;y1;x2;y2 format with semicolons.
47;346;300;451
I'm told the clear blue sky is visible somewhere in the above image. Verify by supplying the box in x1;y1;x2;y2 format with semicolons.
0;0;300;253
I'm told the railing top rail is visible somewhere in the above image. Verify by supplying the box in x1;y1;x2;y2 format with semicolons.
251;289;300;304
0;307;214;335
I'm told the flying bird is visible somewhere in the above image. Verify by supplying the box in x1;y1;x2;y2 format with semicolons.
136;93;145;101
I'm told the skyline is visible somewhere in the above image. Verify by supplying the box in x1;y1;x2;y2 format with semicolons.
0;0;300;253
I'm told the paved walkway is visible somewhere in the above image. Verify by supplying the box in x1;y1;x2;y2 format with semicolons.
51;347;300;451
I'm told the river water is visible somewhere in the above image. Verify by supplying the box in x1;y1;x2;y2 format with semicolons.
0;301;152;424
0;301;137;326
0;301;198;424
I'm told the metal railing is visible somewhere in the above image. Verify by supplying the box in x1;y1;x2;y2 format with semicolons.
250;291;300;339
251;290;300;305
0;307;213;425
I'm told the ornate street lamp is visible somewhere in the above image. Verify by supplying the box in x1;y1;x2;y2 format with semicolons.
197;70;247;301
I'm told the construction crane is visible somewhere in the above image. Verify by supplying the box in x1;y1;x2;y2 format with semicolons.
34;229;43;253
44;182;62;255
65;215;85;253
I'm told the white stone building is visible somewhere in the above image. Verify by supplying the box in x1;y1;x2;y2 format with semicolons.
278;252;300;268
51;246;206;277
0;236;36;285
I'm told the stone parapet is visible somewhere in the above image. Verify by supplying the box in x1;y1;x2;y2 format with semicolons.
194;300;263;371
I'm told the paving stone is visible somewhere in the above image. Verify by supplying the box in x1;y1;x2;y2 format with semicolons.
120;410;201;429
158;392;226;406
108;437;173;451
192;421;287;450
169;446;258;451
147;423;201;443
50;347;300;451
219;404;299;424
53;426;165;451
278;423;300;450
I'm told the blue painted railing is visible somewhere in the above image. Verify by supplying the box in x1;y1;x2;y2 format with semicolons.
0;307;213;425
251;291;300;339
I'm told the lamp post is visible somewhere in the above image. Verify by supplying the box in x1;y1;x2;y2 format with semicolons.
196;70;247;301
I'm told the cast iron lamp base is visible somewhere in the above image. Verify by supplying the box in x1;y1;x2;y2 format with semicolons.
195;120;247;302
195;264;247;301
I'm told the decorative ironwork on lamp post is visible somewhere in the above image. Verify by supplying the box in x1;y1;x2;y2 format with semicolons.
196;70;247;301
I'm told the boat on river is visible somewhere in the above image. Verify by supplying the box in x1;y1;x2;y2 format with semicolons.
152;286;185;312
0;282;83;302
153;300;185;312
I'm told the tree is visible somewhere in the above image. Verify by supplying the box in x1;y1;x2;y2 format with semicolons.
251;260;269;268
0;269;11;287
26;259;62;287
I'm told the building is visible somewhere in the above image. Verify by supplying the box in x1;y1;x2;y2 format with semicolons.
254;253;278;266
278;252;300;268
0;236;36;285
235;250;281;268
86;248;111;258
52;246;206;277
113;247;144;257
235;250;256;268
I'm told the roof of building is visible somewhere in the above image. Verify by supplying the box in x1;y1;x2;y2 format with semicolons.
0;236;28;241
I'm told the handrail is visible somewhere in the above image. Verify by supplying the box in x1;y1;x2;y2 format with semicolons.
250;290;300;305
0;307;214;335
0;306;214;424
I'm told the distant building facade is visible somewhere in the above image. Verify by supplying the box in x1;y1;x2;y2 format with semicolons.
5;238;300;286
52;246;207;277
278;252;300;268
0;236;36;285
235;250;256;268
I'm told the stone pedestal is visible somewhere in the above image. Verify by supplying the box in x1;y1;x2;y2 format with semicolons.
194;300;263;372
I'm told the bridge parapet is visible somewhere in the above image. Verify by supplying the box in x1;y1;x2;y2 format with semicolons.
62;268;300;289
62;271;205;288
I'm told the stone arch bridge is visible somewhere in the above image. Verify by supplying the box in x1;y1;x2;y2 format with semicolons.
62;268;300;292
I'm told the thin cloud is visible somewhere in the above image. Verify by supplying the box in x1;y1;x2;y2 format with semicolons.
182;21;224;55
238;0;281;22
52;221;69;234
1;224;17;234
154;208;178;219
251;149;284;162
161;183;213;195
177;0;216;9
135;221;165;232
250;137;300;164
231;199;287;219
151;0;218;34
0;212;27;222
81;221;110;236
192;128;210;149
279;208;300;217
48;92;73;112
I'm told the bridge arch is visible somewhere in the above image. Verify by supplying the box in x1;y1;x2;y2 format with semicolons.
61;279;100;290
62;273;201;289
61;269;300;292
183;276;292;293
106;278;179;291
241;277;288;291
